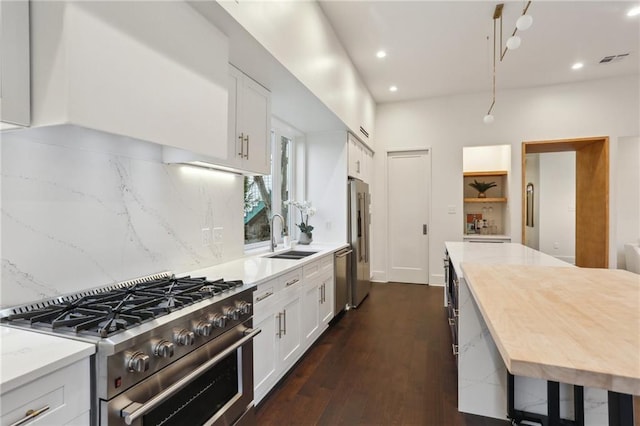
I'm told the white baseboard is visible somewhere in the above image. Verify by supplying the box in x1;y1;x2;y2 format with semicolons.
430;273;445;286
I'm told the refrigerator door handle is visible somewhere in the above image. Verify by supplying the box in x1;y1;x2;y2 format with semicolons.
364;193;370;263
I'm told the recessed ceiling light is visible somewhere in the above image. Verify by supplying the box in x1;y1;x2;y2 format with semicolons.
389;85;398;92
627;6;640;17
572;62;584;70
376;50;387;59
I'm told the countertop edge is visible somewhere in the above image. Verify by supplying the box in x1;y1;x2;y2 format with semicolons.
1;327;96;395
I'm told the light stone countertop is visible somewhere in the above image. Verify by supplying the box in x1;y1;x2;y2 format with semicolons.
445;242;571;279
0;325;96;394
0;243;346;395
460;263;640;395
180;242;348;286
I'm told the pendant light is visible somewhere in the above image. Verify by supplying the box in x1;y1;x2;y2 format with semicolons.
483;2;533;124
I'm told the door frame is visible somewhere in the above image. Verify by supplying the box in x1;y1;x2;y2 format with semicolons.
385;148;432;284
522;136;609;267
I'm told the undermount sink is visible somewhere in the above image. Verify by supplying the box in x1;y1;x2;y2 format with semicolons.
267;250;318;260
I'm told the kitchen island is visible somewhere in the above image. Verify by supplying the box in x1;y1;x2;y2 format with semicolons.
445;242;622;425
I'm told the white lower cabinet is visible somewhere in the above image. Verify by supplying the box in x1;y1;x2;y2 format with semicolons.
253;253;336;404
0;357;91;426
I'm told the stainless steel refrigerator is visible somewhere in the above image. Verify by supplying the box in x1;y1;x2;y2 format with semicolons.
348;178;371;308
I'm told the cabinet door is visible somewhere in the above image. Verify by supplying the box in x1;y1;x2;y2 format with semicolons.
362;148;373;184
226;67;243;167
0;0;30;128
241;77;271;174
319;273;335;327
277;292;301;370
253;308;279;404
348;134;363;178
300;279;320;349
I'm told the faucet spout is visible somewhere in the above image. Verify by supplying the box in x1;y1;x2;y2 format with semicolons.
270;214;285;252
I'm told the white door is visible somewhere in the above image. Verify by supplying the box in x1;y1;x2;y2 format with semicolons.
387;150;430;284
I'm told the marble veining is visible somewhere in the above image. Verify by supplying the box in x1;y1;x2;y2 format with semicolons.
1;126;243;308
447;242;609;426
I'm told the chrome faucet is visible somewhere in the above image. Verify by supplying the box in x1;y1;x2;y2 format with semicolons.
270;213;285;252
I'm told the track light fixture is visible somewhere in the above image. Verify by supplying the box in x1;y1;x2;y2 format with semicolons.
484;2;533;124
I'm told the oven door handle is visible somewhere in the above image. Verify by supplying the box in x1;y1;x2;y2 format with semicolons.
122;327;262;425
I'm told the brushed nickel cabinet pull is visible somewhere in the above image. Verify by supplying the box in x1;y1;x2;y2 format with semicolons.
256;291;273;302
244;135;249;159
285;278;299;287
238;133;245;158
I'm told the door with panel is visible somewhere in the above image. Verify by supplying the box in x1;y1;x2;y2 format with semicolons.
252;284;279;404
387;150;431;284
300;277;321;350
276;289;302;371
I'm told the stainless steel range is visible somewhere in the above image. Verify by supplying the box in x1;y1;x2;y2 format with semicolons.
1;272;259;426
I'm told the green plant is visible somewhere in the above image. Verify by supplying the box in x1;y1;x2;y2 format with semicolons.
468;180;497;193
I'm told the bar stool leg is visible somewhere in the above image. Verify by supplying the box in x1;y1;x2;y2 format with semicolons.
574;385;584;426
548;381;560;425
608;391;634;426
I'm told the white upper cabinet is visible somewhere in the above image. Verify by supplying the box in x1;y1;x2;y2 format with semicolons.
0;0;30;128
348;133;373;183
218;0;376;147
29;1;229;158
226;65;271;175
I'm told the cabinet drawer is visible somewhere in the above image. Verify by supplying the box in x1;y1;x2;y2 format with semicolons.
1;358;91;426
320;255;333;273
254;283;278;306
303;260;321;280
280;268;302;290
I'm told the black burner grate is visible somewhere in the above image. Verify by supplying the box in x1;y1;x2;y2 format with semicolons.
3;275;243;337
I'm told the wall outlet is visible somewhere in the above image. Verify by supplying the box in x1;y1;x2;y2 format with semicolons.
553;242;559;249
213;227;223;243
213;242;223;259
326;221;332;230
447;205;456;214
202;227;211;247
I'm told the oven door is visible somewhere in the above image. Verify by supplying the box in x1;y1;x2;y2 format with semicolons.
102;321;259;426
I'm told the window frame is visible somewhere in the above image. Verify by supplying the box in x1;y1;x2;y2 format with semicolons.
243;123;302;251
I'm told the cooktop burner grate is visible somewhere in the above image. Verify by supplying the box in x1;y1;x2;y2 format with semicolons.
1;274;243;337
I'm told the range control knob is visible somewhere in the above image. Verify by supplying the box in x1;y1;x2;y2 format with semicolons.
127;351;150;373
174;329;195;346
208;313;226;328
235;300;252;315
153;339;175;358
194;320;213;337
222;306;240;321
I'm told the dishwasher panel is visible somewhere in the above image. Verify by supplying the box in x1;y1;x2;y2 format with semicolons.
334;248;352;314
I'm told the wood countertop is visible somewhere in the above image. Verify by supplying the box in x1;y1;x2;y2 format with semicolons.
460;263;640;395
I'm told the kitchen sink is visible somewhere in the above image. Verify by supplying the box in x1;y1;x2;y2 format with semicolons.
267;250;318;260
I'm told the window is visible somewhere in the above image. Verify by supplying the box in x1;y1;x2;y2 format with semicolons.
243;132;295;247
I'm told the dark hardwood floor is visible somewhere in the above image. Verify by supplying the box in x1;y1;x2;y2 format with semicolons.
256;282;510;425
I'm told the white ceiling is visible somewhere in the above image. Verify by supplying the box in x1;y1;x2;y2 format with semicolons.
318;1;640;104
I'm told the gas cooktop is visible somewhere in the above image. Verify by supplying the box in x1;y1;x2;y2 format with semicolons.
1;274;243;337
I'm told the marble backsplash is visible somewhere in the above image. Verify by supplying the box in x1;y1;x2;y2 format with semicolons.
1;125;243;308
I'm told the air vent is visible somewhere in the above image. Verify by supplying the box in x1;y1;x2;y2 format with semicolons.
599;53;630;63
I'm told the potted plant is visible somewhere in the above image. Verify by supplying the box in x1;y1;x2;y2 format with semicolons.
468;180;497;198
288;200;317;244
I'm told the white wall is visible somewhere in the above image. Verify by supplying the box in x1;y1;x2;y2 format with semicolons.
616;136;640;269
374;76;640;283
1;125;243;307
216;0;376;146
463;145;511;172
538;152;576;264
305;132;348;244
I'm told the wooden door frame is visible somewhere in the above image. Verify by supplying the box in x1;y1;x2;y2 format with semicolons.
522;136;609;268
